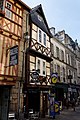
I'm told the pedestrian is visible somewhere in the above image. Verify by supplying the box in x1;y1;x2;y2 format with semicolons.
66;98;69;109
72;98;76;111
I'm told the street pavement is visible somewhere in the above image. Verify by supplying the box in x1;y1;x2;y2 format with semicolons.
53;106;80;120
41;106;80;120
19;106;80;120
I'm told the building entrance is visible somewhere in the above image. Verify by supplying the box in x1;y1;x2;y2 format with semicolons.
0;87;10;120
28;90;40;112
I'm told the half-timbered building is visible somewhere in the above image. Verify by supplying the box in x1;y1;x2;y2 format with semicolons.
0;0;30;119
23;4;52;117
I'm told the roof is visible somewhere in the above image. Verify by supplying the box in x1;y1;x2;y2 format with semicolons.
30;4;52;37
17;0;31;11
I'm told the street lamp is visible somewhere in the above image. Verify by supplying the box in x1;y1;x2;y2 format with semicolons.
17;31;30;119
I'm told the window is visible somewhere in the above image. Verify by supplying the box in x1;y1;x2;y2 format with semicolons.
5;1;12;19
5;9;12;19
37;59;40;74
66;54;70;64
0;0;4;11
36;57;46;76
39;30;42;43
6;1;12;9
43;61;46;75
43;33;46;46
51;43;54;57
38;28;46;46
56;47;59;59
63;67;65;82
78;63;80;76
57;65;60;82
61;50;64;61
38;14;42;21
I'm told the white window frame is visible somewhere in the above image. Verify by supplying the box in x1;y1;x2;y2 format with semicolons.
5;8;12;19
6;1;12;10
36;57;46;76
5;1;12;19
38;28;47;47
43;33;46;46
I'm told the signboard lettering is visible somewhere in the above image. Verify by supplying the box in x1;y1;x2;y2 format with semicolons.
9;45;18;66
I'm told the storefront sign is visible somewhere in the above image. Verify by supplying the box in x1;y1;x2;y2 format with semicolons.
55;101;60;114
51;73;58;84
9;45;18;66
31;70;39;80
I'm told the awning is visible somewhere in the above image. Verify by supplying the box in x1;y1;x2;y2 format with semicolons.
54;82;69;92
69;83;80;90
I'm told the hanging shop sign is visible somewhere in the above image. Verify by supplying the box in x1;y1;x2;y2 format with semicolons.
31;70;39;81
9;45;18;66
51;73;58;84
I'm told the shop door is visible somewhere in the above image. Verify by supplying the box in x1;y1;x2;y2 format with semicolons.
0;87;9;120
42;93;48;117
28;91;40;112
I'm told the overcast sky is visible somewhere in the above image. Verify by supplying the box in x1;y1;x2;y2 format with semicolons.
22;0;80;44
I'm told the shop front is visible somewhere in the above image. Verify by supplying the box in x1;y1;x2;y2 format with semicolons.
68;83;80;102
0;86;10;120
24;85;51;118
51;82;69;108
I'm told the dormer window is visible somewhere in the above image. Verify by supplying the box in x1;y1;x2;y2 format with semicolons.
38;14;42;21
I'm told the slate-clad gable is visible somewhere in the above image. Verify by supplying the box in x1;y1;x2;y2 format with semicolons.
30;4;52;37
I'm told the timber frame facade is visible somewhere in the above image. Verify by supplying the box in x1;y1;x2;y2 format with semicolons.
23;4;53;117
0;0;30;119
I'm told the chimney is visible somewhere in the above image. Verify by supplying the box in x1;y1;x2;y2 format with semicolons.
50;27;55;36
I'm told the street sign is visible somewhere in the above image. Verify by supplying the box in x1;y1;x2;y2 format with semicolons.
9;45;18;66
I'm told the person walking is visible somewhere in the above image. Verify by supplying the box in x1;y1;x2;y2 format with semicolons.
72;98;76;111
66;98;69;109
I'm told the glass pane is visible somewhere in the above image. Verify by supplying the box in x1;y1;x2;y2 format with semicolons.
37;59;40;73
39;30;42;43
43;61;45;75
43;34;46;46
0;0;4;11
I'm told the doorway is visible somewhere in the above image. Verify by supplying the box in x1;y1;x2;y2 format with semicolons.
28;90;40;112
